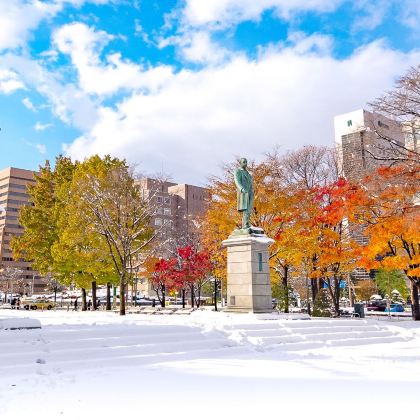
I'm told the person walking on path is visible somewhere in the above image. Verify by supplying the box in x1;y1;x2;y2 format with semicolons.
74;297;78;311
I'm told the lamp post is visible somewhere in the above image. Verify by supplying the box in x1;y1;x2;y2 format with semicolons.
134;266;139;306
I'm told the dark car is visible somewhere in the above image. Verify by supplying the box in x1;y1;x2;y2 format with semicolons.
366;300;387;311
135;297;156;306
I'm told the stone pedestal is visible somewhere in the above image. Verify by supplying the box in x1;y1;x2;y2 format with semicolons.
222;233;274;313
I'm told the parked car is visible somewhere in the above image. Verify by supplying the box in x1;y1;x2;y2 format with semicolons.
23;299;56;310
135;297;156;306
385;303;405;313
366;300;387;311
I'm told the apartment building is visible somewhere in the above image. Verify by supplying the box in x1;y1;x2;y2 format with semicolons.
137;177;208;235
136;178;208;297
0;167;45;293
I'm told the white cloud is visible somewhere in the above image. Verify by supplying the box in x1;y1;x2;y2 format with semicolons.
0;0;115;52
34;122;53;131
53;23;174;96
0;69;25;94
286;32;333;55
179;31;232;65
182;0;342;27
22;97;37;112
35;143;47;155
65;39;420;184
3;53;99;131
159;30;232;65
399;0;420;29
180;0;420;32
0;1;59;51
134;19;152;45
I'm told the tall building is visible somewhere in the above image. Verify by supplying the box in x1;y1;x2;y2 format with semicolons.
136;178;208;297
334;109;415;284
0;167;44;293
334;109;405;180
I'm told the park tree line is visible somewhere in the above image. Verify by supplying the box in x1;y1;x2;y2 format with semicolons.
3;66;419;319
202;66;419;319
11;156;157;315
202;145;419;319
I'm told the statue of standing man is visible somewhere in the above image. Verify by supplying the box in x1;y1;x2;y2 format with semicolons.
234;158;254;230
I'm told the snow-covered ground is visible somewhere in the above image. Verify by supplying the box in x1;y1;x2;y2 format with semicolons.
1;309;420;419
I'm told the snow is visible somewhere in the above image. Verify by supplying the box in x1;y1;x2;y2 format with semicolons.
1;309;420;419
0;317;41;330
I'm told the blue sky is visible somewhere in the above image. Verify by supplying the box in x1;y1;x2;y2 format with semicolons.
0;0;419;183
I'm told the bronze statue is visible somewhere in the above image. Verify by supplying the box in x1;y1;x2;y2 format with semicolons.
234;158;254;229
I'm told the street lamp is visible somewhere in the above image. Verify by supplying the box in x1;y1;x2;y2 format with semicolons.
134;266;139;306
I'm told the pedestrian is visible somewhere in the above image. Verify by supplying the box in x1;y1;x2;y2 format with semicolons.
74;297;78;311
87;299;92;310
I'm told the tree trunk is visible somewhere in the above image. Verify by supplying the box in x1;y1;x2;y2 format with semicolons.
283;266;289;313
191;285;195;308
161;285;166;308
182;289;185;308
311;278;319;303
106;282;111;310
91;281;97;311
81;288;87;311
119;275;126;316
411;282;420;321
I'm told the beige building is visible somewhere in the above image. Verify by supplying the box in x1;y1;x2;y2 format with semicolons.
0;167;45;293
136;178;208;297
138;178;208;236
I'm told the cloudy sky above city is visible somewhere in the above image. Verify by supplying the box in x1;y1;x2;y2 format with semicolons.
0;0;419;184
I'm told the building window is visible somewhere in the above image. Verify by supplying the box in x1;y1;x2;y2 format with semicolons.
156;207;163;215
9;184;27;190
156;196;163;203
378;120;389;129
347;120;352;127
258;253;263;272
155;218;162;226
163;208;171;216
164;197;171;204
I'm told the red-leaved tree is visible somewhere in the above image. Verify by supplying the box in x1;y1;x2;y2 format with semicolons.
151;246;213;308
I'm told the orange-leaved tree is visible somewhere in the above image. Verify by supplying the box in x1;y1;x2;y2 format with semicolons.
357;164;420;320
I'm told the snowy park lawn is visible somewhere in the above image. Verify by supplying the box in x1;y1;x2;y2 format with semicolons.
1;309;420;419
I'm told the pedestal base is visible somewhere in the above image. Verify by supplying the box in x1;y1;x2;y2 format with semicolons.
222;233;274;314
